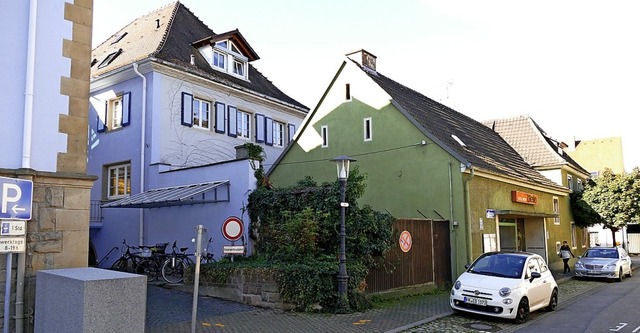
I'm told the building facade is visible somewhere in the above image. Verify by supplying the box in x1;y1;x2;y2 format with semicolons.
88;2;308;266
269;50;570;280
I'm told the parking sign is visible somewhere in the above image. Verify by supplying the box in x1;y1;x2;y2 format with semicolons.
0;177;33;220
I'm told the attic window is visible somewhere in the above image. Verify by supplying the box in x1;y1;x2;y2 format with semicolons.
98;49;123;69
206;40;248;80
451;134;467;147
111;32;128;44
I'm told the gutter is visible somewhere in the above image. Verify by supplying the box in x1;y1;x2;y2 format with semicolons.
133;63;147;246
463;167;475;265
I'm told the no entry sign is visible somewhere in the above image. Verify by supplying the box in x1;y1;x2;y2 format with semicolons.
222;216;244;242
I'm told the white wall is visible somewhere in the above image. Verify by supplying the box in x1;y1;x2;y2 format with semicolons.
0;0;72;171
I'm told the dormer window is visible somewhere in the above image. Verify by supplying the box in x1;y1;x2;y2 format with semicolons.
233;60;244;76
213;50;226;70
192;29;260;82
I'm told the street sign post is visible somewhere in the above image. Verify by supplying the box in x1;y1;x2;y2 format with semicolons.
0;177;33;220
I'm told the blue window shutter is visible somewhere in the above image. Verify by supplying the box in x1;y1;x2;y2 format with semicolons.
97;101;107;132
255;114;265;143
265;117;273;146
287;123;296;142
121;92;131;126
215;102;226;133
227;106;237;137
181;92;193;127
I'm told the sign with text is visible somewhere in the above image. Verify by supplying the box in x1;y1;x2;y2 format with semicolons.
0;236;26;253
1;220;26;236
511;190;539;205
223;245;245;254
0;177;33;220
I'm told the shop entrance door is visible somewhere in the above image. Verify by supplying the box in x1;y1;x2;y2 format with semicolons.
525;218;547;262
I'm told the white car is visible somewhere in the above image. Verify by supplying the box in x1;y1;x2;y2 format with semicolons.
574;246;632;281
450;251;558;323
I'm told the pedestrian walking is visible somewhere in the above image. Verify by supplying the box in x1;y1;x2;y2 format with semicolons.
559;240;575;274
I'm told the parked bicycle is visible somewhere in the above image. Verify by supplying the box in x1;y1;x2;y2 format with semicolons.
111;239;168;281
189;237;216;265
161;241;191;284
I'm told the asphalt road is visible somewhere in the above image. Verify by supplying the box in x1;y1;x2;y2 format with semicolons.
513;274;640;333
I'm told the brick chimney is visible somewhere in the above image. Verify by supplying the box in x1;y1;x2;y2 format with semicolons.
346;49;377;72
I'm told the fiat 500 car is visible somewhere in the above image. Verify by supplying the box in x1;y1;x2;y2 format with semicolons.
450;251;558;324
574;247;632;281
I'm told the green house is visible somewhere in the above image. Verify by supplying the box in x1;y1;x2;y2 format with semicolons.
269;50;569;279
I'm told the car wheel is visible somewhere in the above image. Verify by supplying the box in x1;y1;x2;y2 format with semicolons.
545;289;558;312
514;298;529;324
617;267;624;282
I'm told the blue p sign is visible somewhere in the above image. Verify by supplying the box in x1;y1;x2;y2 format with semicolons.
0;177;33;220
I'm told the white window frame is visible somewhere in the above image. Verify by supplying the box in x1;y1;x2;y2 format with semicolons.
233;59;245;77
273;121;285;147
107;163;131;200
192;98;211;129
577;179;583;192
553;196;560;225
364;117;372;141
567;174;573;192
321;125;328;148
108;96;123;130
213;50;226;70
237;110;251;139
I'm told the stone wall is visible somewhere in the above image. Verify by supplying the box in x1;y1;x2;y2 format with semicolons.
184;268;292;310
0;169;95;333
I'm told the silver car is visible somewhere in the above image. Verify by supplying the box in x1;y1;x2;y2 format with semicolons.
574;246;632;282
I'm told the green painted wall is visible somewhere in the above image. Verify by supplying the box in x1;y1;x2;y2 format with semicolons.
270;97;468;275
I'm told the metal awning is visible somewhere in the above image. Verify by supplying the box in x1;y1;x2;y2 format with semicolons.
101;180;230;209
493;210;557;218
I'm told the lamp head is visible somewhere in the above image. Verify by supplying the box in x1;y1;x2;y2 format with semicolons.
331;155;356;181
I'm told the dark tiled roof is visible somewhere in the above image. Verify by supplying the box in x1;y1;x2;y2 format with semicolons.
359;65;564;191
91;2;307;112
482;116;589;175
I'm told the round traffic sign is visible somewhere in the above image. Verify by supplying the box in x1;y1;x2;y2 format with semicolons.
222;216;244;242
399;230;412;253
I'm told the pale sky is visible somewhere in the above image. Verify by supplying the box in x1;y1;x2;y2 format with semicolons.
92;0;640;172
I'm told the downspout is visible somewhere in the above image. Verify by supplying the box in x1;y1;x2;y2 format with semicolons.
448;158;457;277
13;1;38;332
133;63;147;246
463;167;475;265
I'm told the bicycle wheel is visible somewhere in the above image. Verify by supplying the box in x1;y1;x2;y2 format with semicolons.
201;254;216;264
161;257;188;284
137;259;160;280
111;258;131;272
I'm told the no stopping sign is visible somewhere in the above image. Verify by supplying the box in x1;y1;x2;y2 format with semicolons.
222;216;244;242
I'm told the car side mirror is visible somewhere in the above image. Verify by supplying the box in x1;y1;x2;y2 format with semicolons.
464;264;470;269
529;271;541;282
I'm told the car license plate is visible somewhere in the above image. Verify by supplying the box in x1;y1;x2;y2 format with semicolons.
588;270;599;274
464;296;487;306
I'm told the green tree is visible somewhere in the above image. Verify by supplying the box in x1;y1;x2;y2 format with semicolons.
573;168;640;246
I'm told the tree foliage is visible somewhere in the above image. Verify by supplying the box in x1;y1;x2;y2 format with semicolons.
572;168;640;242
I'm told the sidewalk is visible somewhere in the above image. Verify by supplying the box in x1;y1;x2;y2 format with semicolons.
145;257;639;333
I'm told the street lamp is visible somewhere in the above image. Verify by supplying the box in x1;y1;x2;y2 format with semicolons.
331;155;355;312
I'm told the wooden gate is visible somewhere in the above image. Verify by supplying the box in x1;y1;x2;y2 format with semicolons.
365;219;451;293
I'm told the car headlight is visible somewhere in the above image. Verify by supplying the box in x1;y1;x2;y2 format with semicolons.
574;261;584;268
454;280;461;290
499;287;511;297
603;262;618;269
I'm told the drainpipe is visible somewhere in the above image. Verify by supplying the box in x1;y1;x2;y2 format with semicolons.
448;158;457;277
133;63;147;246
463;167;474;265
11;1;39;332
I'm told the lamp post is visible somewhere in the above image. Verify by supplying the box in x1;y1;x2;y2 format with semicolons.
331;155;355;312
